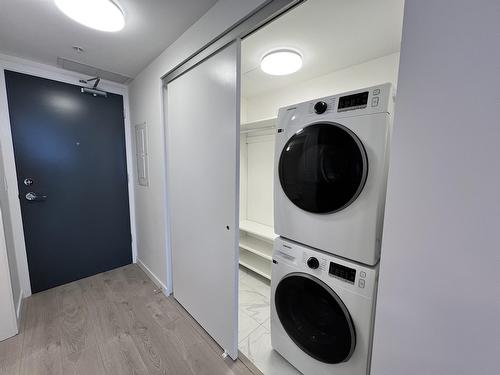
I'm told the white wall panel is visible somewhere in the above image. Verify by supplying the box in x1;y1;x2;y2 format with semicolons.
239;135;248;221
246;135;275;227
134;123;149;187
371;1;500;374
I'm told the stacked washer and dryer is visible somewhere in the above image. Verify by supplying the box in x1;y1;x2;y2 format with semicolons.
271;83;393;375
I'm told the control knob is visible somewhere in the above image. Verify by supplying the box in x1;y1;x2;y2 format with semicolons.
314;101;328;114
307;257;320;269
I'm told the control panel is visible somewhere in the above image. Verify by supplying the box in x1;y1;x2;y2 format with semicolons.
329;262;356;284
290;83;390;121
337;91;369;112
274;238;377;296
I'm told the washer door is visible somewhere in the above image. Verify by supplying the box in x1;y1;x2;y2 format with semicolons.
278;123;368;213
275;273;356;364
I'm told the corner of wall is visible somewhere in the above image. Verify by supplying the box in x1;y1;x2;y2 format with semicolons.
136;258;169;295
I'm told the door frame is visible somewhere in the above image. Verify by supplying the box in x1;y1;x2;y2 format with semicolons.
0;52;138;303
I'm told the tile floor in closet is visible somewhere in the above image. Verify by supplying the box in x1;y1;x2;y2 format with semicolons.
238;266;301;375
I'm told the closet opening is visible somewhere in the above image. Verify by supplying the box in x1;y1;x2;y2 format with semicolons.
237;0;404;373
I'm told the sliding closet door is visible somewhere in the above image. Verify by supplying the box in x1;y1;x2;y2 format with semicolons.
167;42;240;359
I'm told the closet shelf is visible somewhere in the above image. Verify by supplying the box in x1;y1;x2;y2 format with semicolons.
239;248;272;280
240;117;277;133
239;235;273;261
240;220;277;241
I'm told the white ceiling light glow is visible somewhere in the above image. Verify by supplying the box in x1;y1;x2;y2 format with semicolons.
260;49;303;76
54;0;125;32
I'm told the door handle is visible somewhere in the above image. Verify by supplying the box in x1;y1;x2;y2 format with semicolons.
25;192;47;202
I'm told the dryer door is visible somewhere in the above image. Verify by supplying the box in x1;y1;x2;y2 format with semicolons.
275;273;356;364
278;122;368;213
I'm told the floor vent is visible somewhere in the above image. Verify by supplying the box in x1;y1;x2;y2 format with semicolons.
57;57;132;84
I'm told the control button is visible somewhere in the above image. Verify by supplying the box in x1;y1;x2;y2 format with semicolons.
307;257;320;270
314;101;328;114
360;271;366;278
373;89;380;95
320;259;327;270
371;97;379;107
358;279;365;288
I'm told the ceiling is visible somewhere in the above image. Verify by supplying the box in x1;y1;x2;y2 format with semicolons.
0;0;218;79
242;0;404;98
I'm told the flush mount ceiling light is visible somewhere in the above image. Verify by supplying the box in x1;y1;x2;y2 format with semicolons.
54;0;125;32
260;49;303;76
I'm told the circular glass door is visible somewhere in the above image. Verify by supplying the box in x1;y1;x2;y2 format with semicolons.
275;273;356;363
278;123;368;213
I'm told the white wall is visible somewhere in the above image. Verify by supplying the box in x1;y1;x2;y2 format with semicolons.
0;53;136;307
0;206;18;341
371;1;500;375
244;134;275;227
129;0;267;292
0;142;21;318
239;134;248;222
244;52;400;122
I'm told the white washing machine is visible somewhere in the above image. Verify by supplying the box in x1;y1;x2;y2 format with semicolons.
271;237;378;375
274;84;393;265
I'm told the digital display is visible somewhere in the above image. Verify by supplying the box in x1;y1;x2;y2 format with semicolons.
337;91;369;111
329;262;356;283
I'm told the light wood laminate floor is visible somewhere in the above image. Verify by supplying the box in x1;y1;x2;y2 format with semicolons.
0;264;261;375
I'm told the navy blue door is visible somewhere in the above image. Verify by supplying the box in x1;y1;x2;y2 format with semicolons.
5;71;132;293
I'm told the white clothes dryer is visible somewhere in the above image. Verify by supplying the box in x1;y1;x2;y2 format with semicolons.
271;237;378;375
274;84;393;265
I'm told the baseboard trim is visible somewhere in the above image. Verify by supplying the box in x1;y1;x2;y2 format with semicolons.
16;290;24;323
136;259;168;294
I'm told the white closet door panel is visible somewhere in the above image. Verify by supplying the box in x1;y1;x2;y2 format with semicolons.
167;42;240;359
247;137;274;226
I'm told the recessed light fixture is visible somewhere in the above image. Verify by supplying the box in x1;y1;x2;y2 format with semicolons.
54;0;125;32
260;49;303;76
